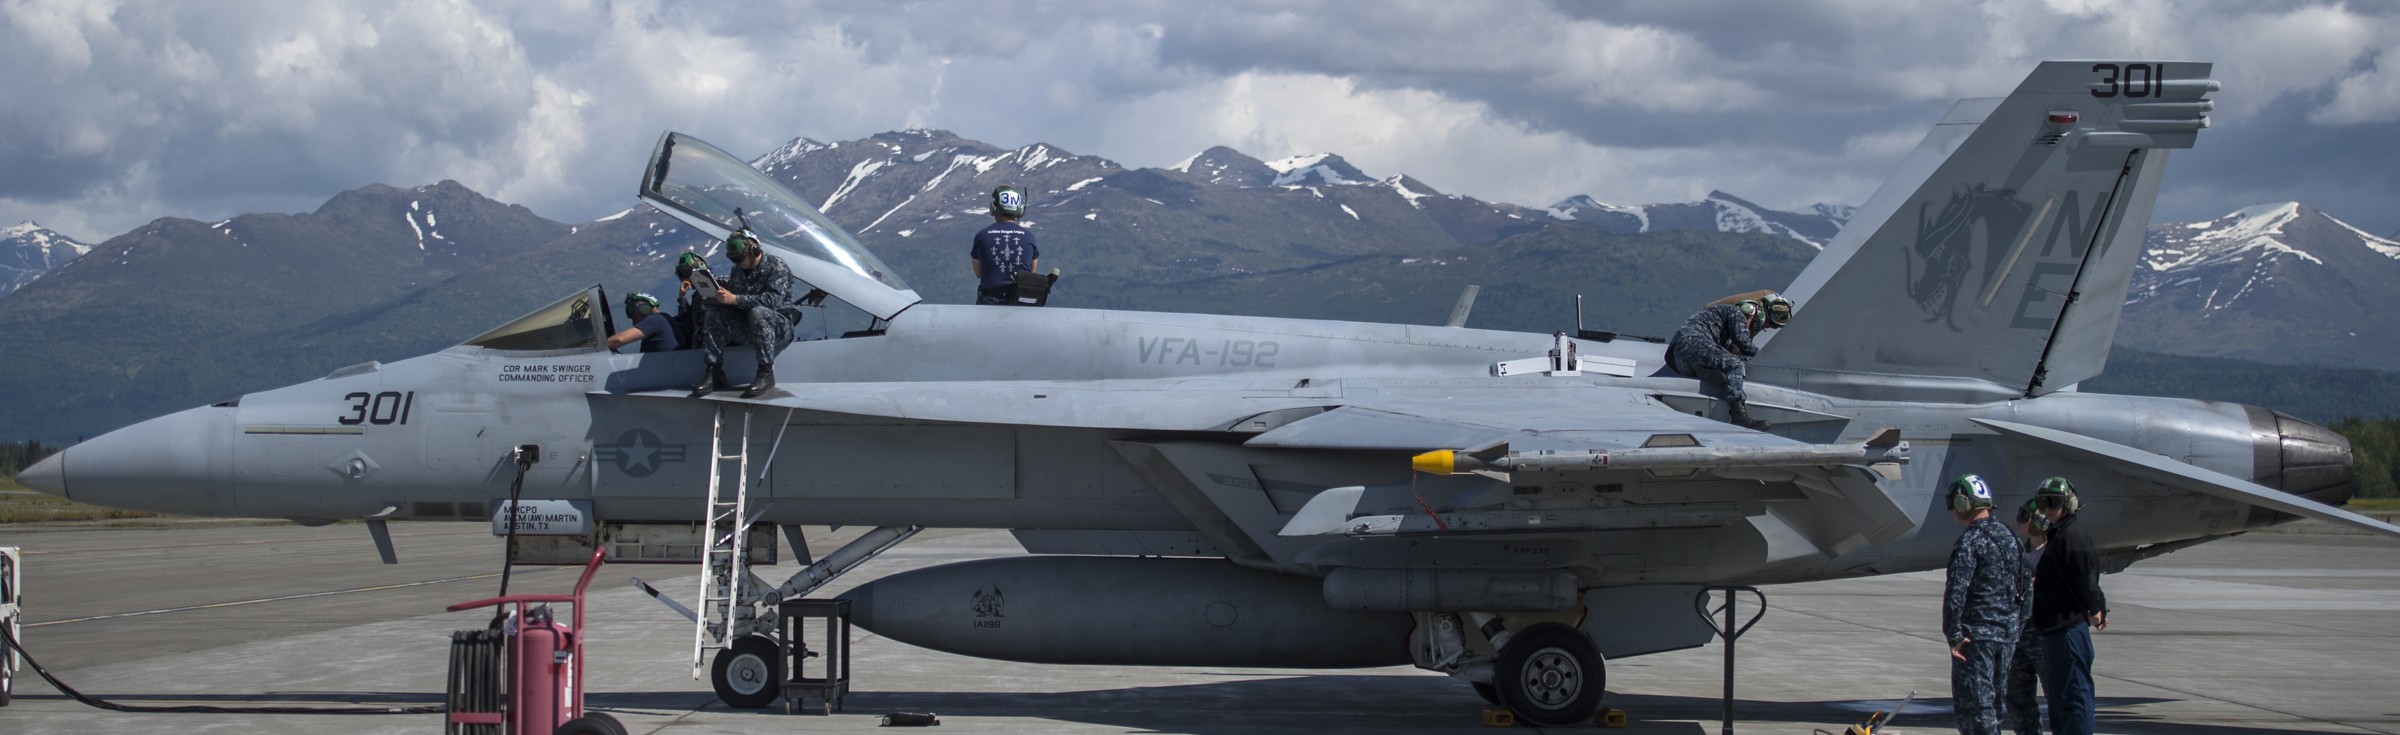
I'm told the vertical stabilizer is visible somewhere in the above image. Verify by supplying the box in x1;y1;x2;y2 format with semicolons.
1753;61;2217;402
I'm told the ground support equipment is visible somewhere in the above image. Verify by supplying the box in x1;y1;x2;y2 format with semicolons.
778;597;852;714
1694;585;1766;735
445;546;623;735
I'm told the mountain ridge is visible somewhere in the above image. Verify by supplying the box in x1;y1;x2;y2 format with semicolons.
2;129;2394;440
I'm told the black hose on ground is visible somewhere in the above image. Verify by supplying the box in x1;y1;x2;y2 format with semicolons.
0;623;441;715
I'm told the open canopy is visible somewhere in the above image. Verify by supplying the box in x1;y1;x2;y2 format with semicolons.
639;132;922;320
462;286;609;352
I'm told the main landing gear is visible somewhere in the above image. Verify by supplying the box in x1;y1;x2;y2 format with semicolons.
1419;612;1610;727
1491;623;1606;726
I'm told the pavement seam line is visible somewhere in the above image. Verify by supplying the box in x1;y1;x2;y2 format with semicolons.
25;569;555;627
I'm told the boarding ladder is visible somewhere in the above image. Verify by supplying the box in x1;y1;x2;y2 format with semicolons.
684;402;927;683
690;404;785;679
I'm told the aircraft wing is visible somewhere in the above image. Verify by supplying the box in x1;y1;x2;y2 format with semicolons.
1251;393;1917;549
1973;419;2400;540
1243;391;1803;453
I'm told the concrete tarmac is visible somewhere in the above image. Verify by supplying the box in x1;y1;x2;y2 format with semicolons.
0;522;2394;734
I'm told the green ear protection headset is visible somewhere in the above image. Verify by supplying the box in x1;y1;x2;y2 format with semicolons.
725;230;760;261
2017;499;2052;534
1762;294;1793;328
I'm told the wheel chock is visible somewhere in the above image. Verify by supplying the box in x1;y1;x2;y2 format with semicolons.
1597;707;1629;728
1480;707;1516;727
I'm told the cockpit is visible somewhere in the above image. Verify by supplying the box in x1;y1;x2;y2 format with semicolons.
462;287;610;351
638;132;922;321
459;133;921;355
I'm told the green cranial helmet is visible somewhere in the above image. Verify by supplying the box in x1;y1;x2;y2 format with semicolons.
2036;476;2080;514
1947;473;1995;512
992;185;1027;218
625;292;661;316
1762;294;1793;328
677;252;705;276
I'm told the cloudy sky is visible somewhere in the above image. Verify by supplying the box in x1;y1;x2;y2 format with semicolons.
6;0;2400;242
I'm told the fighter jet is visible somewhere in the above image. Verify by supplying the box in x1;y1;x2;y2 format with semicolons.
17;60;2396;725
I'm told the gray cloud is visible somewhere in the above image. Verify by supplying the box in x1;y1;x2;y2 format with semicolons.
3;0;2396;241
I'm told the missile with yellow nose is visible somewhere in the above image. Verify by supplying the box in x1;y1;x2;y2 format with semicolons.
1411;428;1908;475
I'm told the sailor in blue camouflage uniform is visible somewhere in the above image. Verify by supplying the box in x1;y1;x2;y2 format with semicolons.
1668;293;1791;429
693;229;800;399
1943;474;2030;735
2005;498;2051;735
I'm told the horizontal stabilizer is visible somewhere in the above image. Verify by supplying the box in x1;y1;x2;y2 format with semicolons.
1972;419;2400;540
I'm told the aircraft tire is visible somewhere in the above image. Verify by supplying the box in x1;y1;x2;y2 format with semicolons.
1494;623;1604;726
1470;681;1501;706
711;636;782;709
554;712;626;735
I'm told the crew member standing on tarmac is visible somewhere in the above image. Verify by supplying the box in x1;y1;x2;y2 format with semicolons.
971;185;1039;305
1943;474;2029;735
606;292;680;353
1939;473;2035;735
2006;499;2051;735
1667;294;1792;429
2030;477;2108;735
692;230;799;400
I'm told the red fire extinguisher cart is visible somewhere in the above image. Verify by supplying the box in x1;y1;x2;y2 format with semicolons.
444;547;624;735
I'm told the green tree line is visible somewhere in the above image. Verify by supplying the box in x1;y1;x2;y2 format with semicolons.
2333;418;2400;499
0;440;59;478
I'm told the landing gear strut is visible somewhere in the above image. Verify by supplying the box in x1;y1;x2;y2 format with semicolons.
1492;622;1605;726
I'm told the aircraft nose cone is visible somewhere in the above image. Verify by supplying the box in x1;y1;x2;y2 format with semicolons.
16;451;66;498
59;406;237;516
2253;410;2355;505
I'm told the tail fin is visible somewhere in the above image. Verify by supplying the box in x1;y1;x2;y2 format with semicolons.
1753;61;2218;402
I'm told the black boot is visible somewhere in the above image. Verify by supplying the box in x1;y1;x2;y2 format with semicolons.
689;363;732;398
740;365;775;399
1727;400;1770;431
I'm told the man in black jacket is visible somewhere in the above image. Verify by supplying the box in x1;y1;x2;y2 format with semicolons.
2029;477;2107;735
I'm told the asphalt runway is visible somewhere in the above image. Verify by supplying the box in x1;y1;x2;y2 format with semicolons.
0;522;2394;734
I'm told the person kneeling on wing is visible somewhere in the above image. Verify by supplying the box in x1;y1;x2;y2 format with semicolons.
1667;293;1792;429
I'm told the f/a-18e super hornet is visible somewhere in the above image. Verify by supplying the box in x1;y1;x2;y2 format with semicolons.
18;60;2398;725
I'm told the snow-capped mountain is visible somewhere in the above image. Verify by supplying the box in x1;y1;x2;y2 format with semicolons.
1;221;91;299
1168;146;1276;187
1546;191;1851;248
2119;202;2400;368
1262;153;1371;187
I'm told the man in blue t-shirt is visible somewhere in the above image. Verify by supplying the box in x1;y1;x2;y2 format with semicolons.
606;292;680;353
970;185;1039;305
